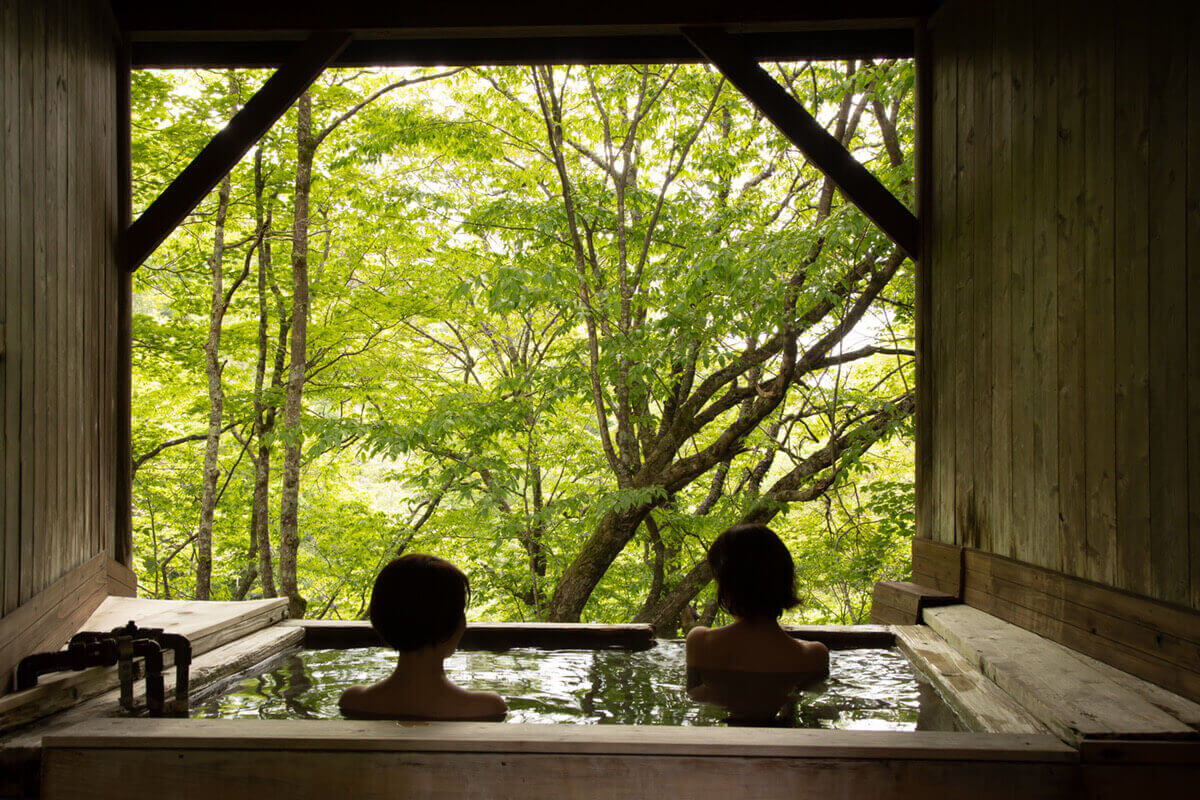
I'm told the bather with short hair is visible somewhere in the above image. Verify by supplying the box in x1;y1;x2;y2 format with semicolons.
338;554;508;721
685;524;830;724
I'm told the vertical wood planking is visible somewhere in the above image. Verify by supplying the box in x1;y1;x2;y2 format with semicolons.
47;0;64;583
1008;0;1036;567
1029;0;1059;571
1113;8;1152;595
1145;0;1189;605
1189;2;1200;609
931;5;957;546
1;0;19;616
990;0;1014;561
18;0;42;604
971;0;994;555
1082;0;1117;587
106;17;118;565
0;0;118;623
0;0;8;612
1055;0;1088;578
914;19;934;544
953;0;975;550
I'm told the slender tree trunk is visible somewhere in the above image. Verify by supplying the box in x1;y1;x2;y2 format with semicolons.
279;92;313;619
195;173;232;600
251;148;279;598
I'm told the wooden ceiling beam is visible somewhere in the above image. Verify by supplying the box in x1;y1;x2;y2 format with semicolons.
131;30;914;69
124;31;352;272
684;27;920;260
111;1;936;38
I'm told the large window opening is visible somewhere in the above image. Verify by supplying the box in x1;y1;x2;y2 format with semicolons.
128;58;916;632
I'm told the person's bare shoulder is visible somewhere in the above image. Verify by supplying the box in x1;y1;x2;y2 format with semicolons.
462;690;507;721
790;638;830;680
338;684;370;717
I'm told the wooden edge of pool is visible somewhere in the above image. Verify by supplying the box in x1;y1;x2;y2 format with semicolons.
42;718;1076;762
285;620;895;651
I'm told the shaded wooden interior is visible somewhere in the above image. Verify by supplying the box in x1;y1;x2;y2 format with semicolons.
1;0;1199;797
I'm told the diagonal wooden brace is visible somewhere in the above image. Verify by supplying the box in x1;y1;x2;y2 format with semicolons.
124;31;352;271
683;26;919;260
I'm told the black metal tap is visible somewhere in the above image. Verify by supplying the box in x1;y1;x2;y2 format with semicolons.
14;620;192;717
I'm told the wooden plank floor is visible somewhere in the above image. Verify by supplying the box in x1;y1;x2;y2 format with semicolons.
923;605;1200;744
0;597;287;733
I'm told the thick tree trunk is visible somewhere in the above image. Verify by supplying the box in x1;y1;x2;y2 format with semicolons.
545;503;651;621
279;92;313;620
195;174;232;600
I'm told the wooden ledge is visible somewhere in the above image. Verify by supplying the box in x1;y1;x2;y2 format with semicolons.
44;717;1076;762
923;605;1200;745
287;620;656;651
288;621;891;651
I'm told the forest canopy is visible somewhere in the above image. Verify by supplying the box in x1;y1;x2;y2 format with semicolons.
130;60;916;631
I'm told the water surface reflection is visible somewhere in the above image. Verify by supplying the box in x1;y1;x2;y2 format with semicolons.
192;642;958;730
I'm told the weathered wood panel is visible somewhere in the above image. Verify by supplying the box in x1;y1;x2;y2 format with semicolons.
923;0;1200;622
41;719;1080;800
0;0;122;695
960;548;1200;703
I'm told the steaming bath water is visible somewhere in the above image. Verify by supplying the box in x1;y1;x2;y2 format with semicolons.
191;642;959;730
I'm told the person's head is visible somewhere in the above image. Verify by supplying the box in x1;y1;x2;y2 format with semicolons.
369;554;470;653
707;524;800;621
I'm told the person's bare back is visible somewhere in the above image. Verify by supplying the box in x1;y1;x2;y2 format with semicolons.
338;554;507;722
684;525;829;722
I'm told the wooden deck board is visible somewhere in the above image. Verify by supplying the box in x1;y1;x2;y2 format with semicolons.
893;624;1048;735
923;605;1198;744
0;597;287;733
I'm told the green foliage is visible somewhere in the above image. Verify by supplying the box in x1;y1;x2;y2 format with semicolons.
131;61;916;624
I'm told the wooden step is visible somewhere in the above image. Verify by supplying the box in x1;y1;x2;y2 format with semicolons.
870;581;958;625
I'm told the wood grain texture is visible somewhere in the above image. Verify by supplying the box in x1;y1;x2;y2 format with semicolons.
911;537;963;596
893;624;1048;734
870;581;957;625
0;0;15;618
42;747;1081;800
1145;0;1189;606
1054;0;1087;579
0;552;105;697
960;548;1200;702
969;0;993;555
0;0;121;656
43;716;1078;760
1007;0;1035;568
0;596;288;732
929;3;956;546
926;0;1198;613
988;0;1013;561
913;17;934;546
923;604;1197;743
952;0;975;553
1189;2;1200;611
1082;0;1117;588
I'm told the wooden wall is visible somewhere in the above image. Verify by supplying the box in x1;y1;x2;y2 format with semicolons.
0;0;123;691
917;0;1200;613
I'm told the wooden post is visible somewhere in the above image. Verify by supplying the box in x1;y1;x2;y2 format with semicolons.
683;26;919;259
123;31;351;271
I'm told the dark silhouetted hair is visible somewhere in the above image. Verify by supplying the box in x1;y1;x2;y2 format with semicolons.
707;524;800;620
369;554;470;652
